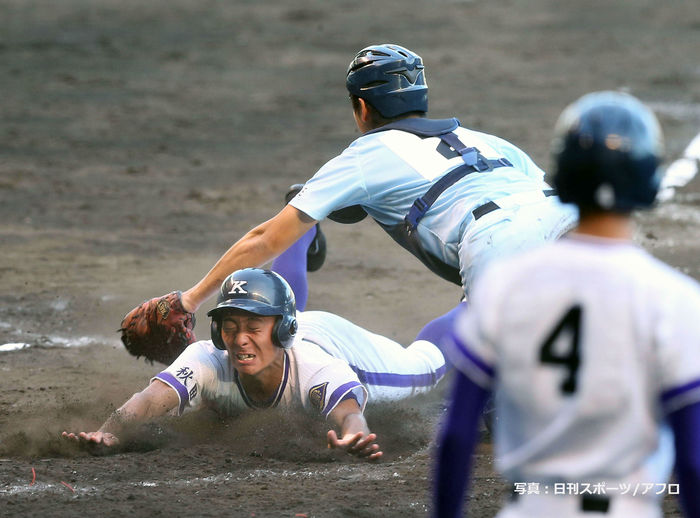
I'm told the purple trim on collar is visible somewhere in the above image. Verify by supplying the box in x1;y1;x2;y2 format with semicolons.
662;378;700;405
349;364;446;388
450;332;496;379
323;381;363;418
274;352;290;407
235;351;289;409
155;371;189;415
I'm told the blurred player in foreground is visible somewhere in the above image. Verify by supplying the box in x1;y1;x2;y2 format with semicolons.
65;234;453;460
433;91;700;516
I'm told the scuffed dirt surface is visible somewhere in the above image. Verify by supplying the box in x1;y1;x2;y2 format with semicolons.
1;0;699;516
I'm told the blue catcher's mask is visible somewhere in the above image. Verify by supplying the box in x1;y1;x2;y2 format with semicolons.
346;44;428;119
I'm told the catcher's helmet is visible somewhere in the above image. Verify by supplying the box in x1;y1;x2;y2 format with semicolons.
551;91;664;211
346;44;428;119
207;268;298;350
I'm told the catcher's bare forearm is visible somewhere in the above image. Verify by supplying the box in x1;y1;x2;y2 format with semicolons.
183;225;274;312
182;206;317;312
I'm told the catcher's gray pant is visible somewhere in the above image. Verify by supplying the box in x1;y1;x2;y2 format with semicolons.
459;192;577;296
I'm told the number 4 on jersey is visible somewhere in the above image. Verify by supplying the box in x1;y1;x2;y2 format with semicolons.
539;305;582;395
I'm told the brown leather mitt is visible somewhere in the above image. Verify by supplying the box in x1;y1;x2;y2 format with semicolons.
119;291;196;365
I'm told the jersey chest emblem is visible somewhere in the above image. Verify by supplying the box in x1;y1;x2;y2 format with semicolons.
309;382;328;412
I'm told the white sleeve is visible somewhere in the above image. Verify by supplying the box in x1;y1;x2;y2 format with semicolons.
657;281;700;415
303;361;368;419
152;341;219;415
289;146;369;221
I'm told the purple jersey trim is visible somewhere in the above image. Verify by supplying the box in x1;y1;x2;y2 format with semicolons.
668;400;700;514
349;364;446;388
322;381;364;418
235;352;290;409
449;331;495;379
662;377;700;406
434;372;491;518
154;371;189;415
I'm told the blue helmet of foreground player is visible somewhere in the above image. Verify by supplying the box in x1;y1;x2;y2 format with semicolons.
207;268;297;350
346;44;428;119
551;91;664;211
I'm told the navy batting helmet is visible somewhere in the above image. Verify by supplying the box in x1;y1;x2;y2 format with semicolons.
551;91;664;211
346;44;428;119
207;268;297;350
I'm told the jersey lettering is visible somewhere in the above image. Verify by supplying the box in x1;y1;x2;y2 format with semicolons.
539;305;582;394
379;130;504;182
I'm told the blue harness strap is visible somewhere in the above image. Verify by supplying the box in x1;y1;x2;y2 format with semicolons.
404;131;513;231
361;118;516;287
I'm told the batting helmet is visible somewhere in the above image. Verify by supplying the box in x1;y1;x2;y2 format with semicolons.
551;91;664;211
207;268;298;350
346;44;428;119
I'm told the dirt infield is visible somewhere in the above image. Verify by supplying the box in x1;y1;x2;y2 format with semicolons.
1;0;699;516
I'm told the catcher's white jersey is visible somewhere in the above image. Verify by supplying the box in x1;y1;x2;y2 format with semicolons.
155;310;446;417
290;119;577;292
448;234;700;488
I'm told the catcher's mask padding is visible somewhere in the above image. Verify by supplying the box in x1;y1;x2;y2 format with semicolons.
346;43;428;119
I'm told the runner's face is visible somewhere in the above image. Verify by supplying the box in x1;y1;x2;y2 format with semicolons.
220;312;281;376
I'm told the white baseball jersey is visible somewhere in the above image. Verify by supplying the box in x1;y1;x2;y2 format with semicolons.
447;234;700;494
155;310;447;417
296;310;446;401
290;118;577;292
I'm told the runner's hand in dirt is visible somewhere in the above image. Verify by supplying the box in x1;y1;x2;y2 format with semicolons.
62;430;120;447
327;430;383;460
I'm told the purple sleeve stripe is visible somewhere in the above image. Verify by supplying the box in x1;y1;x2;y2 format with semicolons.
349;364;446;388
322;381;364;418
449;331;495;378
154;372;189;415
662;378;700;404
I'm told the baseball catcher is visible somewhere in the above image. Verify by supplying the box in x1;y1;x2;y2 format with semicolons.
119;43;577;355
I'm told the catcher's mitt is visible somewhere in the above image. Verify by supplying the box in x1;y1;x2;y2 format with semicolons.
119;291;196;365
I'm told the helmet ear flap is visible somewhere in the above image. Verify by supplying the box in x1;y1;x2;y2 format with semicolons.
273;315;298;349
210;318;226;350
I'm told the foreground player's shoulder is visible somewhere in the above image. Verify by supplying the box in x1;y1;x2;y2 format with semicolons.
639;252;700;413
655;255;700;297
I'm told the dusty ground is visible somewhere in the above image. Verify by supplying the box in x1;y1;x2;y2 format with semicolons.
1;0;699;516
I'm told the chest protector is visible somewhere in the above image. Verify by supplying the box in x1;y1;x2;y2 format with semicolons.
328;118;512;286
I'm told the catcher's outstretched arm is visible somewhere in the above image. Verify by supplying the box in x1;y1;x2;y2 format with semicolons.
181;205;317;312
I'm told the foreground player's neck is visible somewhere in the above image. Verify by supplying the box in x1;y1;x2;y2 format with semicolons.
574;210;634;240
